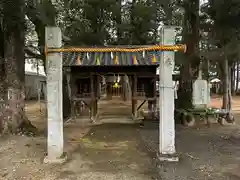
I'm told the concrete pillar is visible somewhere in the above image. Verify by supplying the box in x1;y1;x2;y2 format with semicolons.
158;27;178;162
44;27;66;163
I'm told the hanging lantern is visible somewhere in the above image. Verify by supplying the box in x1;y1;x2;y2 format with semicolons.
87;52;90;59
111;52;114;59
113;82;120;88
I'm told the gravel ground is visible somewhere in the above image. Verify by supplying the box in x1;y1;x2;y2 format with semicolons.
2;98;240;180
0;100;159;180
140;120;240;180
0;123;158;180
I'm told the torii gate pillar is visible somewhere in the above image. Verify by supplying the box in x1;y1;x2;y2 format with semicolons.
158;27;178;162
44;27;66;163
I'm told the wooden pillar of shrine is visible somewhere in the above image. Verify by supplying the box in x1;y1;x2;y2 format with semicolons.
70;73;77;119
106;75;112;99
146;78;154;118
90;74;98;122
132;74;137;119
63;67;72;120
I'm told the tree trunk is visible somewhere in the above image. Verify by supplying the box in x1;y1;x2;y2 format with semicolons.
2;0;36;134
222;58;229;110
235;62;239;93
177;0;200;110
228;66;232;111
231;63;235;95
130;0;136;44
116;0;122;44
0;26;6;131
177;64;194;110
0;56;7;131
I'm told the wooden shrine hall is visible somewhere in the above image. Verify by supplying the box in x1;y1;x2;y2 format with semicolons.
62;51;161;122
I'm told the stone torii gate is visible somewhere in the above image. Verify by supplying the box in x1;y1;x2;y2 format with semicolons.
43;26;185;163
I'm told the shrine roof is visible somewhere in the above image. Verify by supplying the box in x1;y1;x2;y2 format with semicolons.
62;51;161;66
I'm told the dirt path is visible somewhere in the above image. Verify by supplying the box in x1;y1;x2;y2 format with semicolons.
0;100;157;180
0;124;157;180
61;124;157;180
2;97;240;180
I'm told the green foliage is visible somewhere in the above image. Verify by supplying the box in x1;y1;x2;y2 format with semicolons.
7;0;240;72
201;0;240;57
60;0;165;45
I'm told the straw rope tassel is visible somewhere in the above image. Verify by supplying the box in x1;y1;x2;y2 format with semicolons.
114;54;119;65
152;54;157;64
96;56;101;65
76;55;81;65
133;55;138;65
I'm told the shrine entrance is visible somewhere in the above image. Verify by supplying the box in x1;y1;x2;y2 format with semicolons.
44;26;186;163
105;74;124;98
65;65;158;123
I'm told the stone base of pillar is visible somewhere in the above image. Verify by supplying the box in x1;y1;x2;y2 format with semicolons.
44;153;67;164
91;113;99;124
157;152;179;162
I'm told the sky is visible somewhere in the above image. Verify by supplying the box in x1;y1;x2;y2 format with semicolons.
25;62;45;76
